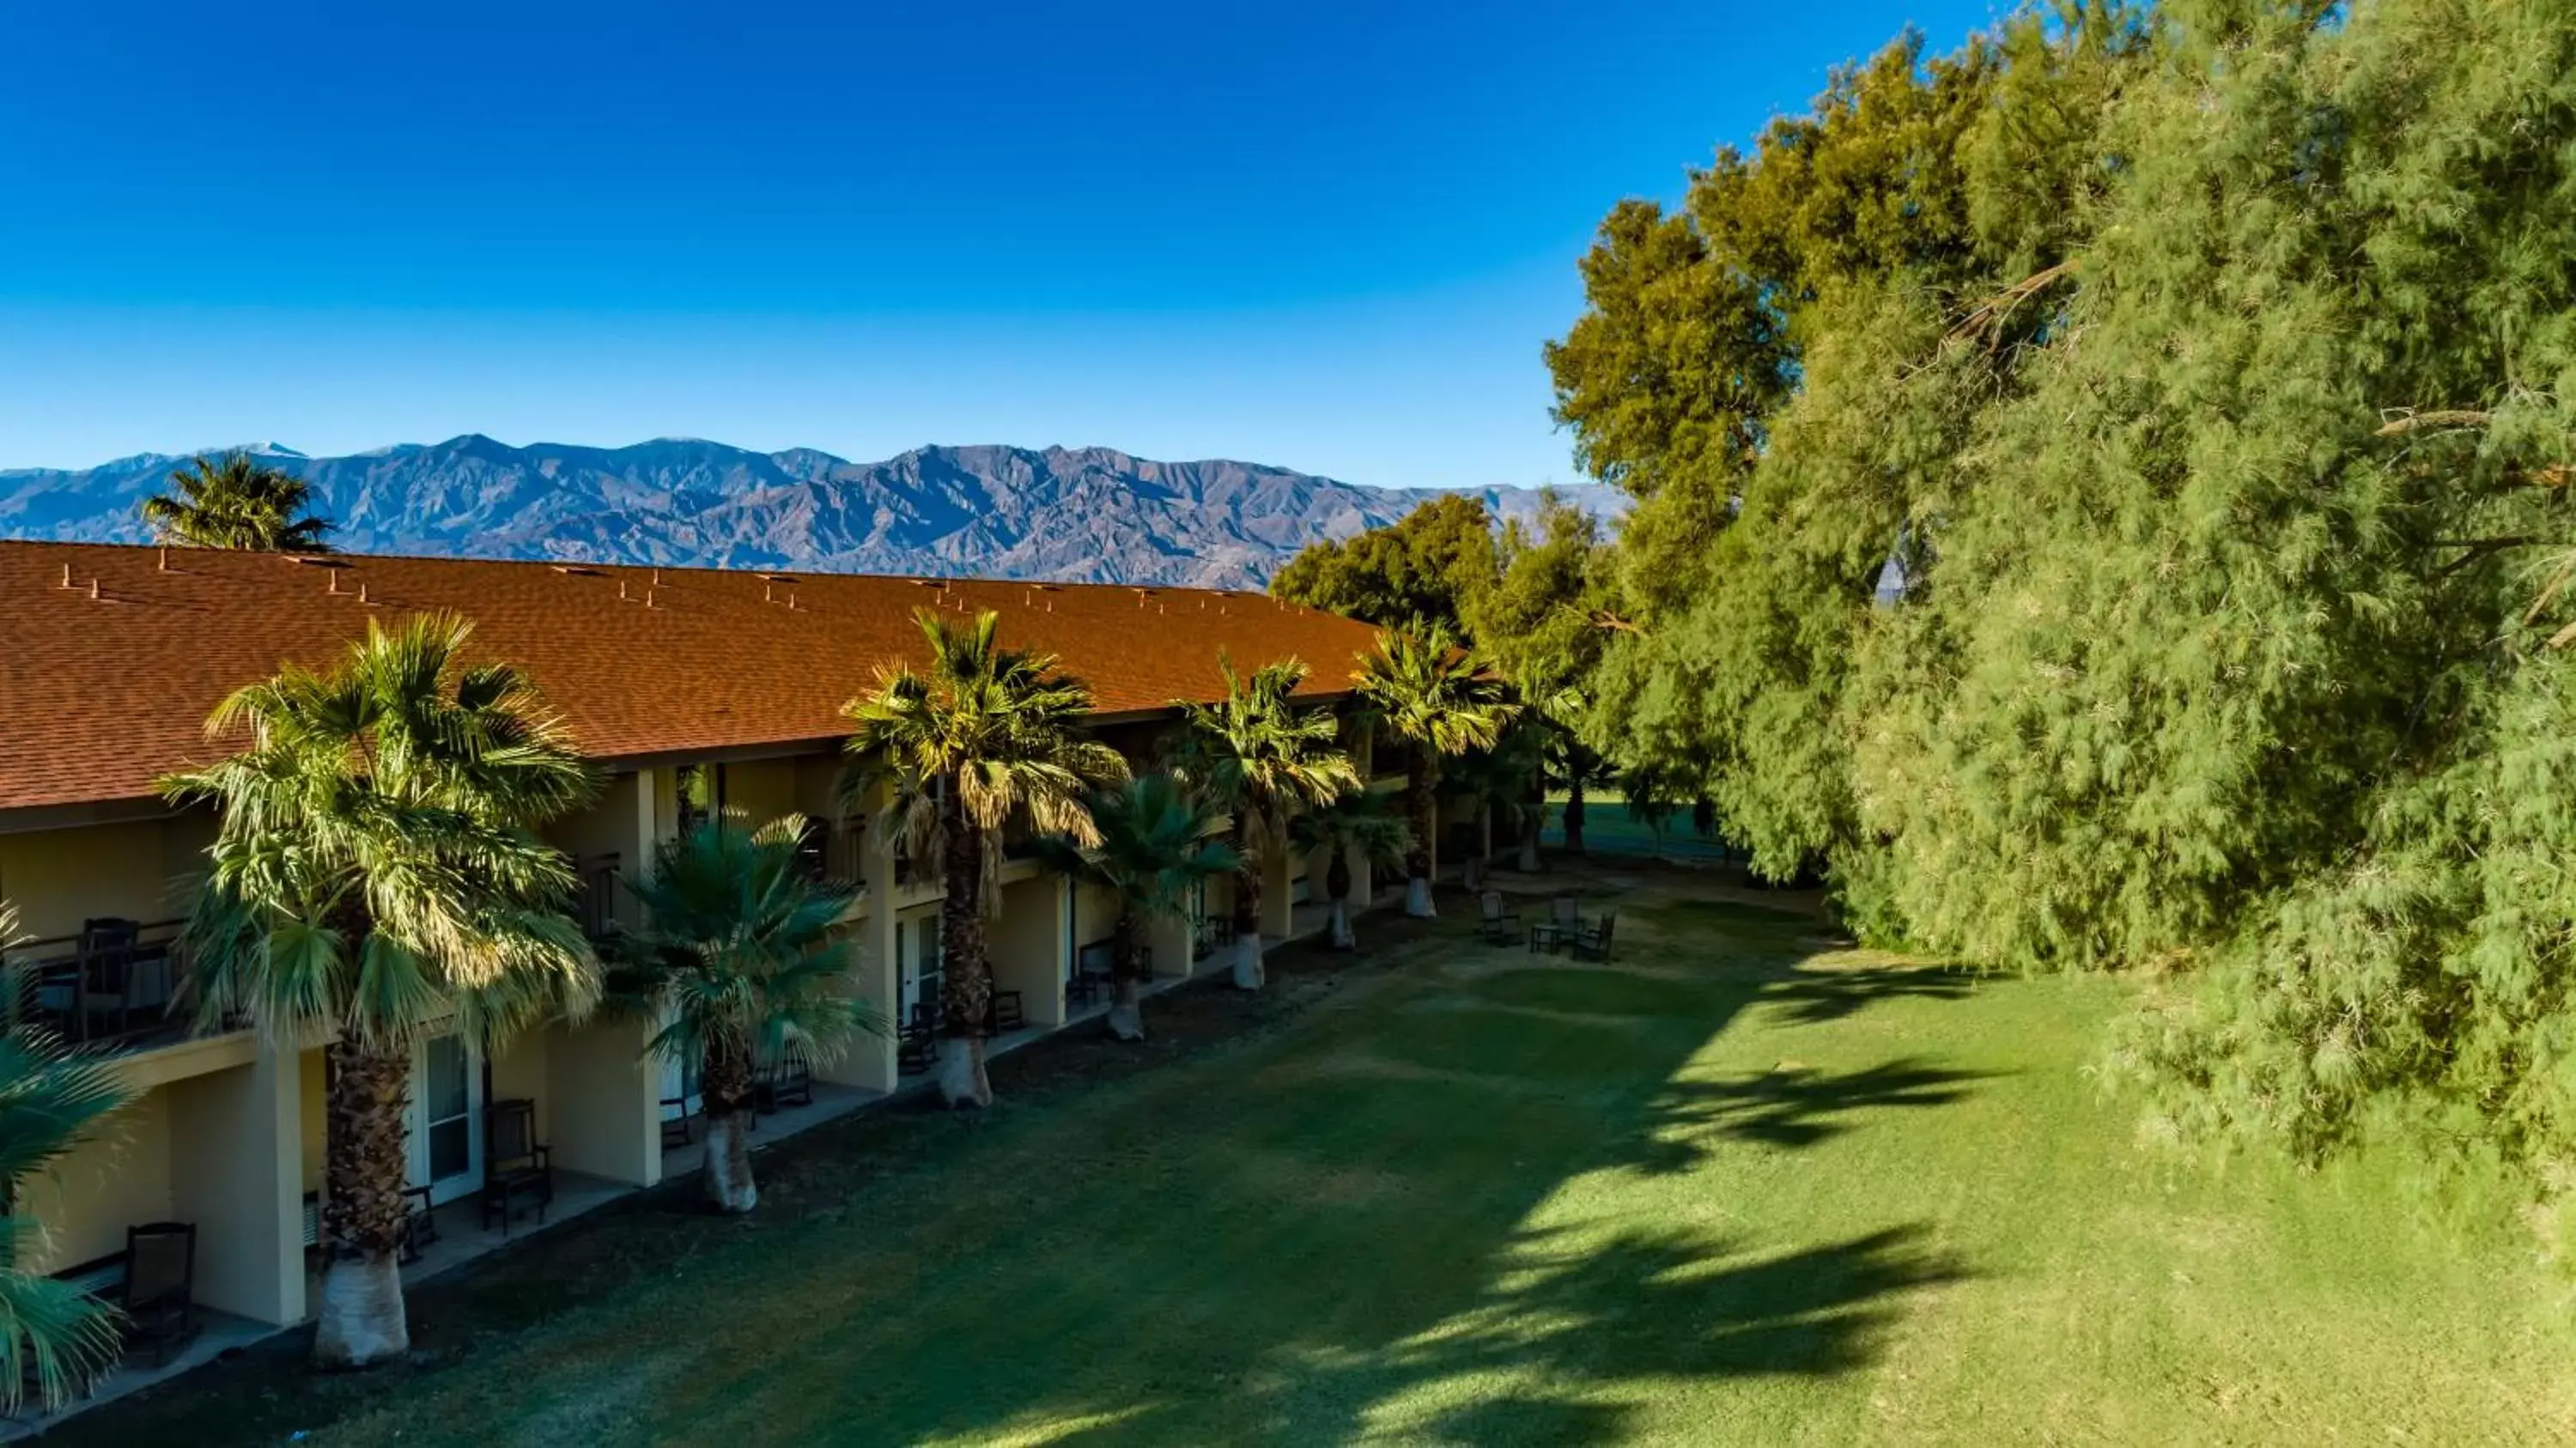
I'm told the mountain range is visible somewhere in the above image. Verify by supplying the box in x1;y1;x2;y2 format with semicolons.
0;438;1616;589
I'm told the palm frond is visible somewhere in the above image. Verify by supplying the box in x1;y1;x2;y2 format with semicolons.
155;612;601;1052
1168;654;1363;867
1289;787;1414;871
0;938;134;1412
841;609;1128;875
617;817;879;1074
1352;620;1521;765
1036;776;1240;925
137;452;334;553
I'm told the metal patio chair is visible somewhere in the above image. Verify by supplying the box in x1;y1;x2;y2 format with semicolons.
120;1221;197;1367
1570;913;1618;963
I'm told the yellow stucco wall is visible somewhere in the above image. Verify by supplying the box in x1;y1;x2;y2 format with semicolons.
793;753;844;820
545;770;640;865
0;812;216;943
718;758;800;832
544;1017;659;1187
165;1056;303;1322
1072;879;1120;952
27;1082;175;1272
490;1031;552;1146
991;876;1066;1025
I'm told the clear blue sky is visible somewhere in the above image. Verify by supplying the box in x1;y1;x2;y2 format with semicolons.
0;1;2001;486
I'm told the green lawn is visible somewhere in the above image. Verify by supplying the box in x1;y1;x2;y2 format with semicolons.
1540;800;1736;865
71;867;2576;1445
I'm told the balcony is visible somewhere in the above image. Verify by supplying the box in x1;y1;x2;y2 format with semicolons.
5;918;193;1052
789;817;867;891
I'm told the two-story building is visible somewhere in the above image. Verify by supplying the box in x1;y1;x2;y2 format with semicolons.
0;540;1393;1345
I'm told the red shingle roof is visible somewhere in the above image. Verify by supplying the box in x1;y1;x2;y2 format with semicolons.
0;542;1380;814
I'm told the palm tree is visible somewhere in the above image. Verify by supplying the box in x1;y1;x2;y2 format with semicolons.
0;906;132;1412
1443;725;1548;887
1352;621;1519;918
1535;691;1597;850
140;452;333;552
1287;788;1411;952
608;816;878;1214
1032;777;1237;1041
1169;658;1361;990
159;613;597;1369
842;609;1127;1108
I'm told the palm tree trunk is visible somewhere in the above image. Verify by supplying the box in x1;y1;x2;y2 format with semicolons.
1564;765;1588;856
1230;824;1266;990
313;1037;413;1370
937;804;993;1108
1463;803;1488;891
1405;761;1437;917
700;1031;757;1213
1107;910;1146;1042
1326;850;1356;951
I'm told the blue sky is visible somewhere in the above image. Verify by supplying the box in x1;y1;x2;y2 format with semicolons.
0;1;2002;486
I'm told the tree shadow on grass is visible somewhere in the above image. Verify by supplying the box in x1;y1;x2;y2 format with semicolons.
786;952;1984;1447
1763;965;1975;1025
1039;1223;1965;1447
1610;1059;1997;1174
52;881;1991;1448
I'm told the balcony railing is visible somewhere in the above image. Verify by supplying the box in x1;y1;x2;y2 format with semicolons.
788;818;868;891
4;918;193;1051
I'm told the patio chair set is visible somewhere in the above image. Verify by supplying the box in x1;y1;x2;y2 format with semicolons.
663;1043;846;1141
1194;914;1236;962
896;991;1028;1076
301;1185;440;1263
293;1099;551;1260
1483;891;1617;961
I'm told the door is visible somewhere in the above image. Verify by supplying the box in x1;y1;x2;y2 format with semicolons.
919;921;945;1020
897;917;945;1025
410;1033;484;1208
896;921;915;1019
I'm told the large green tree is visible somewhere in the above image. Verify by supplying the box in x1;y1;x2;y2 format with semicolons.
140;452;334;552
1461;499;1617;867
1169;658;1360;989
1270;495;1499;632
1546;0;2576;1187
842;610;1126;1108
609;816;876;1214
161;614;597;1369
